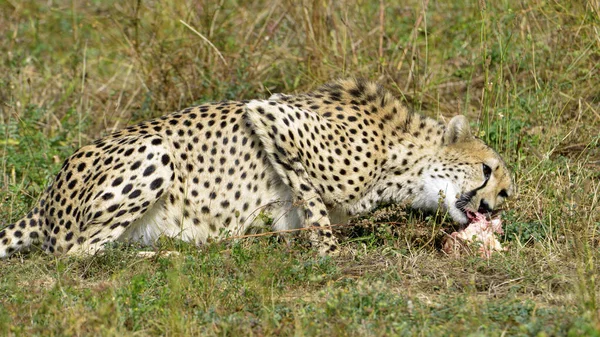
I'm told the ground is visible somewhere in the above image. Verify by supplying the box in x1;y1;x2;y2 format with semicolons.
1;0;599;336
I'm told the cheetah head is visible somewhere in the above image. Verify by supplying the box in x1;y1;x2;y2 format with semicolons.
414;116;515;224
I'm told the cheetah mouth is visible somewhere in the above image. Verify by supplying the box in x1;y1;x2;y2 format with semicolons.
463;208;503;225
465;210;480;222
455;191;476;223
455;191;496;226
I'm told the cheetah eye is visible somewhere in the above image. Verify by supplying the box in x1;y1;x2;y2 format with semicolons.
499;189;509;198
482;163;492;180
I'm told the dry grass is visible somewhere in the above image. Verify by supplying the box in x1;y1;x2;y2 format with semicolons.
1;0;599;335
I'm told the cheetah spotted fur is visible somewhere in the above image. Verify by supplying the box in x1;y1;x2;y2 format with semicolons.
0;79;514;258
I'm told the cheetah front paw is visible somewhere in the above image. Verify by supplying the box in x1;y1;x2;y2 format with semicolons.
318;238;341;257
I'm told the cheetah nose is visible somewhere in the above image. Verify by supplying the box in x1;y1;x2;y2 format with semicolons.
478;200;492;213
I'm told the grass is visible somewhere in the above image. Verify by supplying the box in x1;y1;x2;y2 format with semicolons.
1;0;599;335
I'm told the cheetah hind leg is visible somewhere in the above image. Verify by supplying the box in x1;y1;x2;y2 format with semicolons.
55;137;175;256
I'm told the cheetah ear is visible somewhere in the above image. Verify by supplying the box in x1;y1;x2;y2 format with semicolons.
443;115;472;145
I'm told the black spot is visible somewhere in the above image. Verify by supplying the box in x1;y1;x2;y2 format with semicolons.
112;177;124;187
122;184;133;194
150;178;164;190
67;180;77;190
143;165;156;176
129;190;141;198
349;87;362;98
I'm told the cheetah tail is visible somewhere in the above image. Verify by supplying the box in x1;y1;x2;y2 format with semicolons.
0;199;46;258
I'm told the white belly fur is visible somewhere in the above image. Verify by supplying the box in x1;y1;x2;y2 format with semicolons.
119;182;303;246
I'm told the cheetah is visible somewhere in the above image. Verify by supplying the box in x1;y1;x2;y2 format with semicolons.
0;79;514;258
